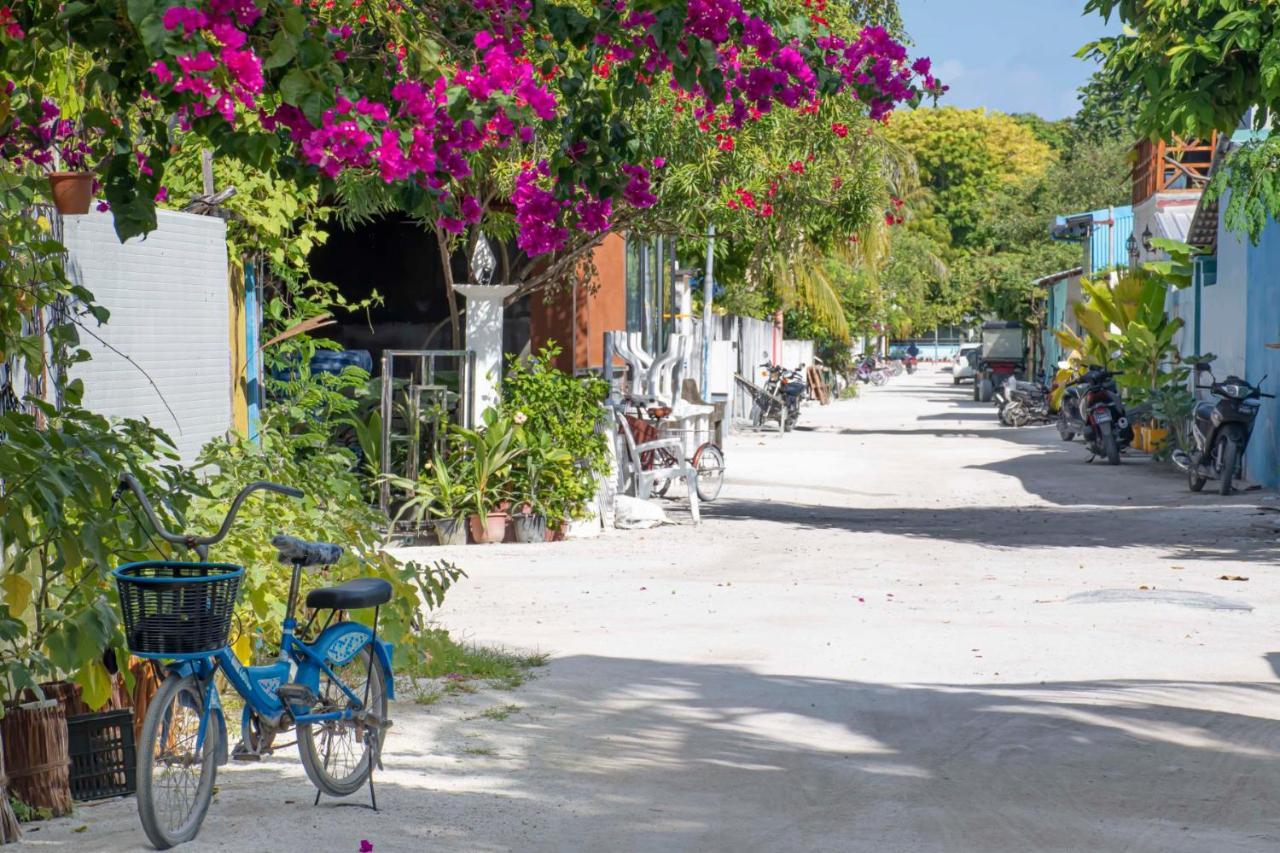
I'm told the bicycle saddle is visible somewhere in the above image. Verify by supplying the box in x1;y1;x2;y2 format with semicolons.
306;578;393;611
271;534;343;566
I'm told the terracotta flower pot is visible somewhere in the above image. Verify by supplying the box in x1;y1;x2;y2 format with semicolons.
432;517;467;546
544;522;566;542
467;511;508;544
47;172;95;215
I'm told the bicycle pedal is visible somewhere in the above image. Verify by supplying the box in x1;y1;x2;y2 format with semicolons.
276;683;318;710
231;742;265;762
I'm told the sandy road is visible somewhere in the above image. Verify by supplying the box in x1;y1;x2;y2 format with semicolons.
28;368;1280;851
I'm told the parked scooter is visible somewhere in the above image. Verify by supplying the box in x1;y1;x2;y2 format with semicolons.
1056;366;1133;464
1173;364;1273;495
998;376;1052;427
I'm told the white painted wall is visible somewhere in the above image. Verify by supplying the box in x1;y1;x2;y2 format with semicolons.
63;209;232;464
780;339;815;370
1204;207;1251;379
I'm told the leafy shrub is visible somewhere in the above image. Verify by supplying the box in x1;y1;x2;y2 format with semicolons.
0;403;193;708
193;411;459;664
501;344;609;526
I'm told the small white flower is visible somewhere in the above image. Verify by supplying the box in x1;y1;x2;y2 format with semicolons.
513;411;528;425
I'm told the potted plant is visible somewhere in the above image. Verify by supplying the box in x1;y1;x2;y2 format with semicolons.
3;91;100;214
510;427;572;544
386;451;467;545
451;411;523;544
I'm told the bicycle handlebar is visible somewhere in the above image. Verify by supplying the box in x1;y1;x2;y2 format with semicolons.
115;473;303;550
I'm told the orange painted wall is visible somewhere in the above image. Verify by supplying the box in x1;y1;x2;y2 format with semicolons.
529;232;627;373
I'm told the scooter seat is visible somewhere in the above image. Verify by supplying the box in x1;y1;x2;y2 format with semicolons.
306;578;393;611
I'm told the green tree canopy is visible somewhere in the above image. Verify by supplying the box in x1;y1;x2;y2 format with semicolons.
1082;0;1280;241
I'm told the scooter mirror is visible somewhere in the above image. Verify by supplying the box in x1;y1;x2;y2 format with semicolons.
1194;362;1212;372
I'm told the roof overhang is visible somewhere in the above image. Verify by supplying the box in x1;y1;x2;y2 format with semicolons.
1032;267;1084;288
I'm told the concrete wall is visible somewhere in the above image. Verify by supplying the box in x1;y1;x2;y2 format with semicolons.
63;209;232;464
1205;206;1252;380
780;339;814;370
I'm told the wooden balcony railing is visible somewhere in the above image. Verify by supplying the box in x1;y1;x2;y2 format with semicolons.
1131;133;1217;206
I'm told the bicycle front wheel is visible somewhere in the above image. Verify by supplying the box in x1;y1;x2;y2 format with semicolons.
298;645;388;797
137;672;219;850
693;444;725;501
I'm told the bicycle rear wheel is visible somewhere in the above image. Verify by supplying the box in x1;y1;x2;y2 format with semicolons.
137;672;219;850
693;444;725;501
298;646;388;797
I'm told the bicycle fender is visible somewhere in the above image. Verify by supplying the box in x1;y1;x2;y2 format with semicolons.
307;621;396;700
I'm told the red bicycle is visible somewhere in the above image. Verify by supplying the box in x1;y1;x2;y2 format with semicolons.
624;400;725;501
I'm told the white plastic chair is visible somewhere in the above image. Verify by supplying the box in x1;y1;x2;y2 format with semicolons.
612;407;701;523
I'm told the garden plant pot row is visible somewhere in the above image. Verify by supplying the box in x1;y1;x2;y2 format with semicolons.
433;512;564;545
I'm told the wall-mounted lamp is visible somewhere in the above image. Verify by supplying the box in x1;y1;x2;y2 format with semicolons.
1141;225;1153;253
1126;233;1139;265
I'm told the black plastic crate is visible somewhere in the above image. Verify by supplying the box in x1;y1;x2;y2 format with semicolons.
67;709;136;801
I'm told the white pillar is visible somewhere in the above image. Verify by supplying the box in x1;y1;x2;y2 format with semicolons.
453;284;518;421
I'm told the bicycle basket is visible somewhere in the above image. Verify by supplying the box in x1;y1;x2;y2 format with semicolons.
113;561;244;657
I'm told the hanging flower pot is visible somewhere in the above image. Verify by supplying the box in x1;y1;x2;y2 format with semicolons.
467;511;508;544
47;172;95;215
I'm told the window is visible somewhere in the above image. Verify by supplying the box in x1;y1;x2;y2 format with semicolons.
624;234;677;353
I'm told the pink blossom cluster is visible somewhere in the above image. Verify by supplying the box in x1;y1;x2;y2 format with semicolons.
151;0;265;125
265;29;558;234
512;158;658;255
0;90;93;172
0;5;24;38
129;0;934;256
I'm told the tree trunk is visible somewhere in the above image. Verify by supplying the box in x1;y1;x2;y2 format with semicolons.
435;227;461;349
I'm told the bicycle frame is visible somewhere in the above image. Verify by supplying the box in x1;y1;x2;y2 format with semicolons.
147;564;395;764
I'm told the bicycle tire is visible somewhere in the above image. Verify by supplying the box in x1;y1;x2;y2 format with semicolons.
137;673;219;850
298;645;388;798
693;444;725;501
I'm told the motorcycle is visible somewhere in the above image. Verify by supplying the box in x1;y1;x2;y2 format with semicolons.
1173;365;1273;495
1056;366;1132;464
998;376;1051;427
904;354;918;374
750;362;807;431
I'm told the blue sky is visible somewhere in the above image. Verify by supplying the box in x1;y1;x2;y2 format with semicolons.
898;0;1122;119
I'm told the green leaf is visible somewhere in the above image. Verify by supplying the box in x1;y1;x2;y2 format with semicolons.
265;31;298;70
279;69;312;105
74;659;113;711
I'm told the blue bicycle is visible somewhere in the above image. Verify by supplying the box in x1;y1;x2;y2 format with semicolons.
112;474;395;849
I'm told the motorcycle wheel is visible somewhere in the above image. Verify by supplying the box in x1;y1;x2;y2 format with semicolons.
1103;430;1121;465
1056;413;1075;442
1217;435;1240;496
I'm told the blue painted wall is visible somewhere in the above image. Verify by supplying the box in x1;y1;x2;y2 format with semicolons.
1243;220;1280;488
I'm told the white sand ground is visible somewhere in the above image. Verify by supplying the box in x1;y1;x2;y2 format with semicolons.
24;368;1280;852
